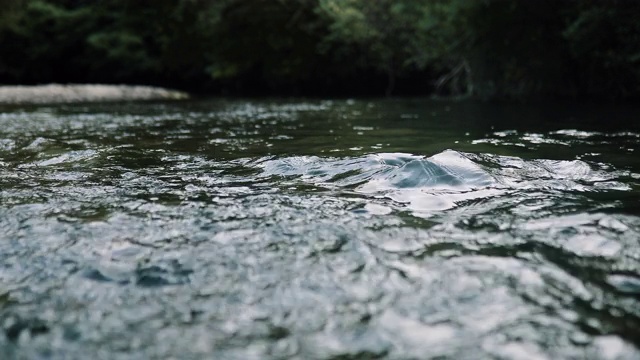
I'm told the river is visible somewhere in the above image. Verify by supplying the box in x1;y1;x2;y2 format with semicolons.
1;99;639;359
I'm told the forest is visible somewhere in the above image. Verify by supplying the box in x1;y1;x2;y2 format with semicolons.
1;0;639;99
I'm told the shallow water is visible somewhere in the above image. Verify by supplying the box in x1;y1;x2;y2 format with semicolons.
0;99;639;359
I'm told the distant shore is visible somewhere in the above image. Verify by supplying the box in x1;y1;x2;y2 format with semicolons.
0;84;189;105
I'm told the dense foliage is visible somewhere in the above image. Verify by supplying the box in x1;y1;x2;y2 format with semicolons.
1;0;639;99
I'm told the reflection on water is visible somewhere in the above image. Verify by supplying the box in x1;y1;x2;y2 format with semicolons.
0;99;639;359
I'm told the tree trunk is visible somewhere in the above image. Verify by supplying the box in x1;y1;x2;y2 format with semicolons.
385;67;395;97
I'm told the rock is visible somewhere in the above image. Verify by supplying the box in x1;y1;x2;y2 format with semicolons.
0;84;189;104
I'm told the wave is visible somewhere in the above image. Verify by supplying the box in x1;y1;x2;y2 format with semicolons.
256;150;628;215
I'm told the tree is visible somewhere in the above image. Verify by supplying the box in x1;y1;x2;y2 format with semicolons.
317;0;450;96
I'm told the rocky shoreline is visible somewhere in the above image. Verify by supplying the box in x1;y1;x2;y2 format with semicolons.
0;84;189;104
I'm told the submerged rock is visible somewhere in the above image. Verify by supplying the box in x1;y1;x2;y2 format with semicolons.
0;84;189;104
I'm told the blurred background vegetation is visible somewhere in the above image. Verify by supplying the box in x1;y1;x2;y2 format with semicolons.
1;0;639;99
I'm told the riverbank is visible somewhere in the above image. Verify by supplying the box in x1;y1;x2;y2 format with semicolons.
0;84;189;105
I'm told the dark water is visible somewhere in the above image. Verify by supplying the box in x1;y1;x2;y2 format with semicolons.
1;99;639;359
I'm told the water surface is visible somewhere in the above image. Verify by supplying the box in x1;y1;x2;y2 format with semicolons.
1;99;639;359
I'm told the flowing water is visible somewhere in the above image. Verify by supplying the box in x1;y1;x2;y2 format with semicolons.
0;99;639;359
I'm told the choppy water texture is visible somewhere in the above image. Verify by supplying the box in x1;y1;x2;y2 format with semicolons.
1;99;640;359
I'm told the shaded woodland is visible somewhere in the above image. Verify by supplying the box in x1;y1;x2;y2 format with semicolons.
1;0;639;99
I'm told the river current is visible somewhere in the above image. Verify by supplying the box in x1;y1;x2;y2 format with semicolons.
0;99;639;359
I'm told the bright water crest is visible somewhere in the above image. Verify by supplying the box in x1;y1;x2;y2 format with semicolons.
1;99;640;359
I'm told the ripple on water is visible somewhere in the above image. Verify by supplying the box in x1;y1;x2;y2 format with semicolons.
1;102;639;359
256;149;629;216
